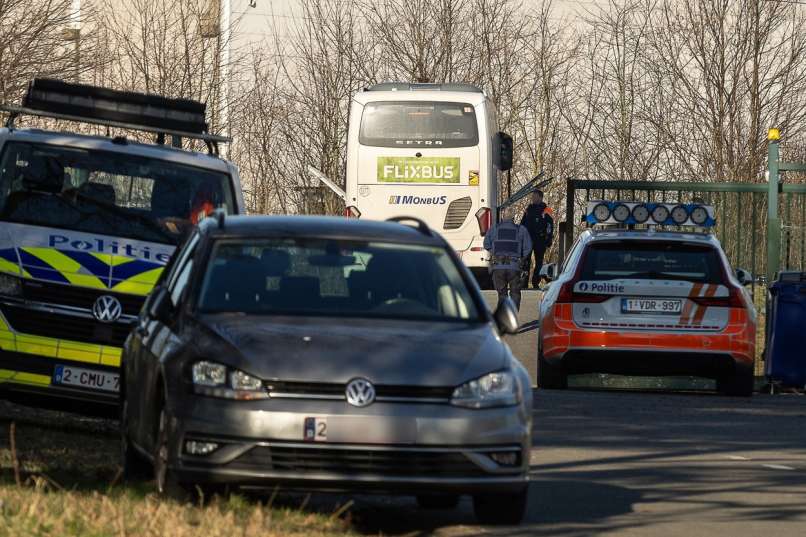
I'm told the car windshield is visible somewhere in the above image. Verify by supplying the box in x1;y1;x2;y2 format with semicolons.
198;238;482;322
0;142;234;245
579;241;724;283
359;101;479;148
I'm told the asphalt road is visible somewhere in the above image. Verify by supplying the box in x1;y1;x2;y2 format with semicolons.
348;390;806;536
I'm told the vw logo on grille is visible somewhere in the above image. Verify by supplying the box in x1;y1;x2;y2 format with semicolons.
92;295;122;323
345;378;376;407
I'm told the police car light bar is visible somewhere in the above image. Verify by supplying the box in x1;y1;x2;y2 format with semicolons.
2;79;229;145
585;201;716;227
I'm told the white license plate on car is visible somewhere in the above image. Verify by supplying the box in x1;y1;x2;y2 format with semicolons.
621;298;683;314
304;417;327;442
53;365;119;393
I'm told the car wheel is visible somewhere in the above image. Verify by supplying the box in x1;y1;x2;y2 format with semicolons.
472;487;528;525
154;403;189;501
717;363;754;397
416;494;461;510
537;346;567;390
120;399;151;481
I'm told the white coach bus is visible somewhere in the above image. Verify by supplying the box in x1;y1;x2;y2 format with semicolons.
343;82;513;285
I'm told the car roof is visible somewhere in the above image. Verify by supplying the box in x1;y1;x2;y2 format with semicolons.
0;128;232;173
199;215;448;246
582;228;721;246
352;90;488;107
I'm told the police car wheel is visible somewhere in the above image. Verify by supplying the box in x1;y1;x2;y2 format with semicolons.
537;347;567;390
717;363;754;397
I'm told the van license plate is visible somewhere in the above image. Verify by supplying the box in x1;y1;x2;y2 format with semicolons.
53;365;119;393
622;298;682;314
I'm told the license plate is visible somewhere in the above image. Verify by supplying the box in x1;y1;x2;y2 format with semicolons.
621;298;682;314
53;365;119;393
304;417;327;442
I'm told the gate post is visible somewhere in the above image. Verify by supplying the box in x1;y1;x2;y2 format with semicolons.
767;129;781;284
563;179;576;263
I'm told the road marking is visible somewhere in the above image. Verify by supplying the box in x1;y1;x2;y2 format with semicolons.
762;464;795;471
726;455;751;461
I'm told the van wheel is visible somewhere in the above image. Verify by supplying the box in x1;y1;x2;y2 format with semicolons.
473;487;528;525
717;363;754;397
537;347;567;389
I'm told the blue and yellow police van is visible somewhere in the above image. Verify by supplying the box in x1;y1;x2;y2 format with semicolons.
0;79;244;413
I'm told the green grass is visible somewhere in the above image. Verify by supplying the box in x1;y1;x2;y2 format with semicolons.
0;406;355;537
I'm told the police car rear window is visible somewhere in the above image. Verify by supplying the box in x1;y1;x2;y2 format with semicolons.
580;241;724;283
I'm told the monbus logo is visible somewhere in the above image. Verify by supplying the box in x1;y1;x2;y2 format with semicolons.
389;195;448;205
377;156;460;184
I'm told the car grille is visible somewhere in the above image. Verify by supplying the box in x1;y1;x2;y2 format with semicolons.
265;381;454;402
229;445;488;477
2;304;134;347
443;196;472;230
21;280;145;317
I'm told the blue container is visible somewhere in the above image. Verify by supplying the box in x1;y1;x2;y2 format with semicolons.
766;272;806;388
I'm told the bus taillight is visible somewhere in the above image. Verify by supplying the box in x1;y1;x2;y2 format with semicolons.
475;207;491;236
344;206;361;219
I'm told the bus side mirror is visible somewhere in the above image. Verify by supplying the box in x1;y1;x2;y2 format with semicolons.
495;132;513;171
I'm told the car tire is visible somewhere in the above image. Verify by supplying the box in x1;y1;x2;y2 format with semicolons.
537;347;567;390
416;494;461;510
154;402;190;501
121;399;151;481
472;487;528;525
717;363;754;397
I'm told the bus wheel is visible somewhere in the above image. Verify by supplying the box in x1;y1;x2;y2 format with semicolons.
472;268;493;290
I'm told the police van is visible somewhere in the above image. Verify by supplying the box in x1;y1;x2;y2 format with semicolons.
0;79;244;412
343;83;513;285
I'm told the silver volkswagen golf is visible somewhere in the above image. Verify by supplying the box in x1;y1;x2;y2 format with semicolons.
121;215;532;524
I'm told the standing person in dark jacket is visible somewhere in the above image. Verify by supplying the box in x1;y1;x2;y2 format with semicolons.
483;207;532;312
519;189;554;288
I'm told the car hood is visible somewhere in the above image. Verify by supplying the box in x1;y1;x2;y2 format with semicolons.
194;314;507;387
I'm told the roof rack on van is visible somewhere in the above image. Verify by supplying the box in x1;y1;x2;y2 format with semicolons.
0;78;229;156
386;216;434;237
366;82;483;93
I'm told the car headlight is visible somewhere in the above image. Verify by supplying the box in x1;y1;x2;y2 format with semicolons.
0;272;22;297
451;371;520;409
191;360;267;400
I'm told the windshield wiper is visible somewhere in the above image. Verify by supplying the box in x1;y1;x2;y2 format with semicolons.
72;192;176;243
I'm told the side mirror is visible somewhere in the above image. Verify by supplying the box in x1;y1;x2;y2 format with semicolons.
146;286;172;321
539;263;557;282
494;132;513;171
493;297;519;335
736;268;753;286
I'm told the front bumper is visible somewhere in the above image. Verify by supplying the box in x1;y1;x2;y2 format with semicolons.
166;395;530;493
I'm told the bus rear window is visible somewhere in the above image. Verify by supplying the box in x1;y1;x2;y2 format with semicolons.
359;102;479;148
